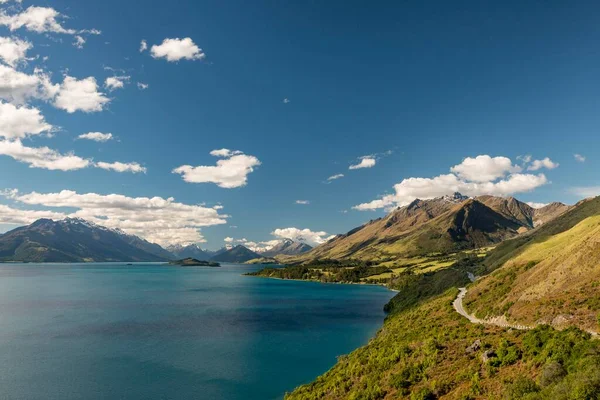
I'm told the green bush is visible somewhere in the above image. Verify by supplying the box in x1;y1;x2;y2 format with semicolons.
505;377;539;399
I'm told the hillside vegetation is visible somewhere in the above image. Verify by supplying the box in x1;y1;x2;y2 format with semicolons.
465;198;600;332
286;290;600;400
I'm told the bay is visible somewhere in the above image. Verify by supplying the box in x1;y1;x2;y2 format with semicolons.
0;263;394;400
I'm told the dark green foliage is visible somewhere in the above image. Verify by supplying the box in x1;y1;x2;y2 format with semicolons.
538;362;566;387
504;377;539;399
384;268;469;313
489;339;521;367
247;264;392;283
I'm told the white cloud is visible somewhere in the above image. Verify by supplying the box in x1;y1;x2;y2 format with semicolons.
2;189;228;245
0;203;66;226
95;161;146;174
327;173;344;181
104;76;129;91
283;98;290;104
271;227;334;247
354;154;551;211
295;200;310;205
0;101;52;140
224;237;234;243
0;139;91;170
209;148;242;157
54;76;110;113
526;202;548;209
450;155;521;182
527;157;559;171
570;186;600;198
574;154;586;163
0;36;31;67
0;6;77;34
0;65;59;104
150;37;205;62
139;39;147;52
77;132;113;142
73;35;85;49
137;82;148;90
173;149;261;188
349;157;376;170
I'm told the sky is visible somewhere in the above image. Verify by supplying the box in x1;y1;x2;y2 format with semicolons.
0;0;599;250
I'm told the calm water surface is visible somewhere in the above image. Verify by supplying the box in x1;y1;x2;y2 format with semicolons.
0;263;394;400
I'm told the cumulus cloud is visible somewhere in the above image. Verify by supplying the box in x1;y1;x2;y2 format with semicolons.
574;154;586;163
271;227;334;247
104;76;129;91
450;155;521;182
96;161;146;174
2;189;228;245
0;203;66;226
0;36;31;66
139;39;147;52
349;156;376;170
0;101;52;140
77;132;113;142
0;65;59;104
283;98;290;104
526;202;548;209
137;82;149;90
354;154;552;211
327;173;344;181
224;237;234;243
527;157;559;171
173;149;261;188
54;76;110;113
0;6;77;34
295;200;310;205
209;148;242;157
0;139;91;170
73;35;85;49
150;37;205;62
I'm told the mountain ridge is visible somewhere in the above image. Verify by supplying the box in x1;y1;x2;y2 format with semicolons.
0;218;173;262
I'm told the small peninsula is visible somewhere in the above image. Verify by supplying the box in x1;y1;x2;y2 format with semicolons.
168;258;220;267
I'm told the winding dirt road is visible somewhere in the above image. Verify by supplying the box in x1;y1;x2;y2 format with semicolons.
452;288;532;330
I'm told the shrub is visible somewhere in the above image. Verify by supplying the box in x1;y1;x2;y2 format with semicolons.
504;377;539;399
538;361;566;387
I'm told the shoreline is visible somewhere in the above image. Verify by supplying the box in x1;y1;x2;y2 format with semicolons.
244;273;400;292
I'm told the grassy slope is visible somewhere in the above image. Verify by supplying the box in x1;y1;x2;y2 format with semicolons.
465;197;600;332
287;290;600;400
466;214;600;331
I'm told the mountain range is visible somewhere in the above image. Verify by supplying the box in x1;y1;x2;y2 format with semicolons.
282;193;570;263
0;218;172;262
209;245;262;263
0;193;571;264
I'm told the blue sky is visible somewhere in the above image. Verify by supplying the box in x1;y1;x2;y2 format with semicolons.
0;0;599;250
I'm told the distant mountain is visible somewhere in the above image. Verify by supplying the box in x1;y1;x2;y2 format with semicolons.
210;245;261;263
166;244;208;260
262;239;312;257
204;247;229;258
0;218;172;263
286;193;568;262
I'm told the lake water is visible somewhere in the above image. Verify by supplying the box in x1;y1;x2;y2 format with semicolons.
0;263;394;400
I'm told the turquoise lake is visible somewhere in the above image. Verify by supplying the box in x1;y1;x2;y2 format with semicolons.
0;263;395;400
